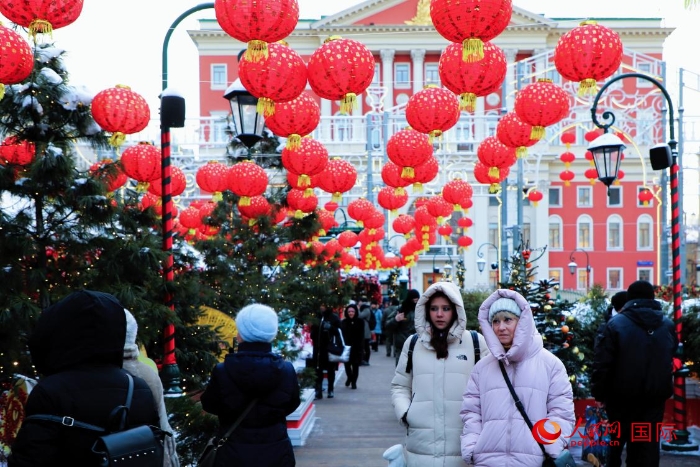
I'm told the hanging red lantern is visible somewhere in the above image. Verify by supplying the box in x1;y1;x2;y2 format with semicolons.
527;189;544;207
263;92;320;149
324;201;338;212
437;224;453;240
560;151;576;168
120;142;161;190
393;214;415;237
0;25;33;99
239;42;308;117
315;208;338;236
287;188;317;218
474;161;508;193
316;157;357;202
0;0;84;37
214;0;299;62
615;169;625;185
457;217;473;232
363;210;385;235
307;36;375;114
414;206;437;233
457;235;474;250
554;21;623;96
430;0;512;62
381;161;412;196
425;195;454;224
148;166;187;197
561;131;576;148
281;137;328;189
286;170;317;196
559;169;575;187
439;41;507;111
378;186;408;214
442;178;473;212
405;156;439;192
226;160;268;206
337;230;359;249
496;112;539;159
238;195;271;224
0;136;35;165
179;206;204;235
196;161;229;201
514;79;571;140
584;129;603;142
584;150;594;166
584;167;598;185
91;85;150;147
324;238;343;258
638;188;653;206
140;192;161;215
406;86;460;140
348;198;375;227
460;198;473;213
89;159;127;192
386;128;433;179
477;136;517;179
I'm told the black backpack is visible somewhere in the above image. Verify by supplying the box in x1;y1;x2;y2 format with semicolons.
405;330;481;373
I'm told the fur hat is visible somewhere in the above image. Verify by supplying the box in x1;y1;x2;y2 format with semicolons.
627;280;654;301
488;297;522;322
610;291;629;312
124;309;138;346
236;304;278;343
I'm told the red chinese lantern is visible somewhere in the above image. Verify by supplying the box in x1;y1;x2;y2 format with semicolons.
560;151;576;168
378;186;408;213
363;210;385;235
239;42;308;117
214;0;299;62
514;79;571;140
584;167;598;185
414;206;437;233
554;21;623;96
324;238;343;257
381;161;412;195
316;158;357;202
324;201;338;212
638;188;653;206
527;189;544;207
405;156;439;192
148;166;187;197
179;206;203;235
496;112;539;158
0;25;33;99
393;214;415;237
315;208;338;236
286;170;317;196
425;195;453;224
559;169;575;187
584;129;603;142
438;41;507;111
337;230;359;249
196;161;229;201
89;159;127;192
386;129;433;179
615;169;625;185
0;136;35;165
457;217;473;232
561;131;576;148
120;142;161;190
91;85;150;147
460;198;473;212
405;86;460;140
0;0;84;36
477;136;517;179
430;0;512;62
474;160;508;193
140;192;160;215
442;178;473;212
307;36;376;114
437;224;453;239
348;198;375;227
226;160;268;206
457;235;474;250
281;138;328;188
238;195;271;224
287;188;317;218
584;150;594;166
263;92;320;149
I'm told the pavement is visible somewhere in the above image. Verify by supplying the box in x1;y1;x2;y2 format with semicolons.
293;347;700;467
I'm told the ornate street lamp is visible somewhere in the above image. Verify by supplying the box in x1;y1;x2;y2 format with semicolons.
224;78;265;150
587;132;626;193
568;248;590;292
476;242;500;288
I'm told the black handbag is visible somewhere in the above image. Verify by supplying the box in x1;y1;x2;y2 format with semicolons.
499;361;576;467
197;398;259;467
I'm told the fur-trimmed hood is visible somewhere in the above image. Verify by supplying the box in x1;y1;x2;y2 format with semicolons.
414;281;466;343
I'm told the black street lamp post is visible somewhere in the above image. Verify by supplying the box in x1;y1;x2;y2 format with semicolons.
567;248;590;292
476;242;500;288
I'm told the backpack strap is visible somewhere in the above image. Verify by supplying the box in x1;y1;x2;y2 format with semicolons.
24;414;106;433
470;330;480;364
405;334;419;374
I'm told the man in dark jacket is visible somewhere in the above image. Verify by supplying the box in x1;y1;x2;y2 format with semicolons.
591;280;677;467
385;289;420;367
382;297;400;357
9;290;159;466
309;304;341;399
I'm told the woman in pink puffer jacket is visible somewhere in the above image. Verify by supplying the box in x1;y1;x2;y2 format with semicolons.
460;289;575;466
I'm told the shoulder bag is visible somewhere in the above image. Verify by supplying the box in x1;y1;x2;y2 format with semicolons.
499;361;576;467
327;326;351;363
197;398;259;467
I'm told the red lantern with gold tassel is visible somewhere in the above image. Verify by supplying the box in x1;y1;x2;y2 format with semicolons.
638;188;653;206
281;137;328;190
378;186;408;214
348;198;375;228
584;167;598;185
363;210;385;235
386;129;433;179
425;195;454;225
554;21;623;96
561;131;576;148
477;136;517;180
404;156;439;192
263;92;320;150
514;79;571;140
307;36;375;115
442;178;473;212
214;0;299;62
239;42;307;117
406;86;460;141
196;161;229;201
439;42;507;112
316;157;357;202
120;142;161;191
226;160;268;206
615;169;625;185
238;195;271;225
496;112;539;158
393;214;415;237
286;171;317;197
287;188;317;218
381;161;412;196
148;166;187;197
559;169;575;187
0;0;84;37
560;151;576;168
0;136;35;165
179;206;203;236
91;85;150;147
0;25;33;99
430;0;512;63
89;159;127;192
457;235;474;250
457;217;473;233
337;230;359;249
474;161;508;193
315;209;338;236
527;188;544;207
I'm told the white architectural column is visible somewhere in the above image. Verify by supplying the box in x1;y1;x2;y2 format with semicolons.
380;49;395;109
504;48;518;110
411;49;426;94
320;98;332;141
534;48;548;78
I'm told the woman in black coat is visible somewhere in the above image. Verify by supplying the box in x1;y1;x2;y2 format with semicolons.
309;304;341;399
341;304;365;390
201;304;301;467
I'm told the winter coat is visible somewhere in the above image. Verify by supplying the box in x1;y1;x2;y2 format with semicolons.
9;290;159;467
200;341;301;467
310;309;342;368
358;305;373;339
382;304;398;337
386;294;418;352
591;298;677;406
460;289;575;467
342;315;366;364
391;282;488;467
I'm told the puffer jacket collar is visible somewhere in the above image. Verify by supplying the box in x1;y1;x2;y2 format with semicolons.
414;281;466;345
478;289;543;365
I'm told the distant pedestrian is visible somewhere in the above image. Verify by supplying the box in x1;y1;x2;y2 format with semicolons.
382;297;400;357
358;302;374;365
385;289;420;367
594;290;628;349
341;304;364;390
372;300;383;352
310;304;342;399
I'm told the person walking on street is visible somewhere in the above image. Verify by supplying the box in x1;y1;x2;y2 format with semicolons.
358;302;374;366
392;281;488;467
591;280;677;467
594;290;628;349
341;304;365;390
310;304;342;399
385;289;420;367
382;297;400;357
460;289;575;466
372;301;383;352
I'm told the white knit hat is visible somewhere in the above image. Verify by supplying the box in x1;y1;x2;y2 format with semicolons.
488;298;521;322
124;309;138;346
236;304;278;343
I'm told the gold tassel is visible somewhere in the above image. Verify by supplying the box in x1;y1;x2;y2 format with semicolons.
459;93;477;112
413;182;423;193
318;229;326;236
340;93;357;115
245;40;269;62
212;192;223;202
357;220;364;228
401;166;415;178
248;219;257;226
489;183;501;194
286;134;301;150
395;187;406;196
295;209;304;219
29;19;53;39
530;126;545;140
589;178;596;186
578;79;599;97
298;174;311;188
488;167;500;179
428;129;442;143
109;132;126;148
239;196;251;206
304;187;314;197
462;38;484;63
332;192;342;203
136;182;149;193
516;147;528;159
453;204;462;213
257;97;275;117
369;228;376;235
0;84;5;100
564;181;571;187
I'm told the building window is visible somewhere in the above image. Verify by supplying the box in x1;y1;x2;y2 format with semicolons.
211;64;227;90
607;215;623;250
576;268;590;290
425;63;440;86
522;223;531;244
577;186;592;207
577;215;593;249
638;268;652;282
372;63;380;85
637;62;652;88
607;186;622;207
395;63;410;88
549;187;561;207
608;268;623;290
488;195;500;206
637;214;653;250
488;223;498;246
548;216;562;250
637;185;654;207
549;268;562;286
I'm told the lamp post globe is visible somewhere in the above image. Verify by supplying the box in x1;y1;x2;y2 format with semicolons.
588;132;626;189
223;78;265;150
476;257;486;273
568;261;577;275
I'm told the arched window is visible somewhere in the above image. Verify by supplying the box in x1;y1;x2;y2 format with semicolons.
577;214;593;249
607;214;623;250
637;214;654;250
548;215;563;250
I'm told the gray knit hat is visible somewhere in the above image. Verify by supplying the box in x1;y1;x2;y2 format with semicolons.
236;304;278;343
488;297;521;322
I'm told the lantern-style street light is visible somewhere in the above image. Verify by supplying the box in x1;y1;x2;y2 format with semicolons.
567;248;590;292
476;242;500;288
224;78;266;150
590;73;697;451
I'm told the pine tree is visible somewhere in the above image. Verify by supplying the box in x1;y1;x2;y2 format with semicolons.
498;242;593;398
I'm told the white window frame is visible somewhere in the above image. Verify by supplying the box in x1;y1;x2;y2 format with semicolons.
549;187;562;207
577;215;593;249
637;267;653;282
637;63;653;88
607;186;622;207
548;215;563;251
576;268;591;290
577;186;592;208
372;63;381;85
607;215;623;250
549;268;563;286
394;63;411;89
425;63;440;86
637;214;654;250
211;64;227;90
607;268;623;290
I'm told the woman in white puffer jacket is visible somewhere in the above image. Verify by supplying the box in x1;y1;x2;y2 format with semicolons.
391;281;488;467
